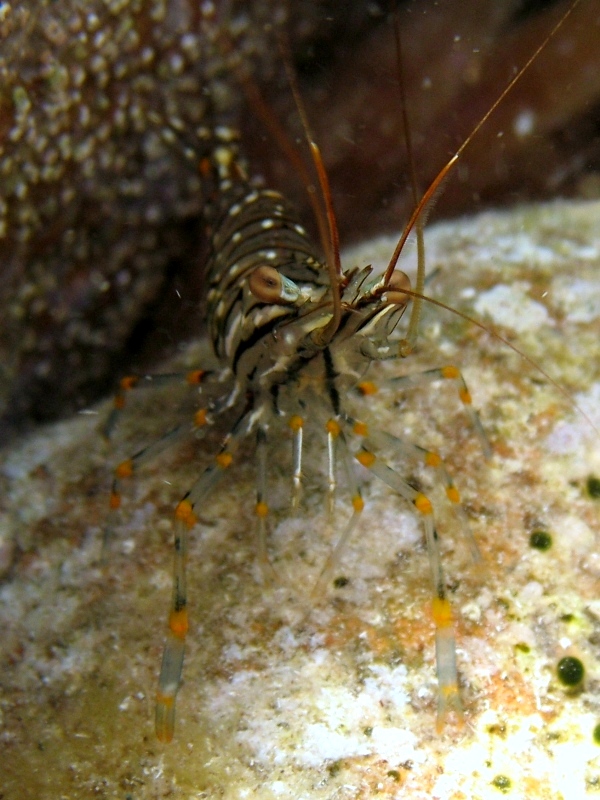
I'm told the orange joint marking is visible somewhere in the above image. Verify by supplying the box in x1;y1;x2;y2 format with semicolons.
194;408;207;427
432;597;453;628
353;420;368;437
440;684;459;698
441;365;459;380
255;501;269;518
169;608;189;638
155;699;175;742
326;419;341;437
175;499;196;527
459;387;472;405
356;449;376;468
425;451;442;468
414;493;433;515
120;375;139;391
186;369;205;385
156;690;175;708
109;491;121;510
358;380;378;396
216;451;233;469
446;485;461;504
352;495;364;513
289;414;304;432
114;393;126;410
115;459;133;479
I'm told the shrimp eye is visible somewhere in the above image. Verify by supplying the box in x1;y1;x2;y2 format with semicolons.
383;270;411;307
248;265;301;305
249;265;281;301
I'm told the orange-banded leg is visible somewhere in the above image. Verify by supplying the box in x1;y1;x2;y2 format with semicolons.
309;398;350;518
289;413;304;508
353;444;463;729
348;418;481;563
254;425;279;585
325;417;341;517
286;397;348;508
103;369;211;439
155;407;256;743
388;364;492;458
106;407;210;549
155;498;193;744
312;420;365;598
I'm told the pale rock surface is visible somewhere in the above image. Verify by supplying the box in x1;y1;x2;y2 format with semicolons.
1;200;599;799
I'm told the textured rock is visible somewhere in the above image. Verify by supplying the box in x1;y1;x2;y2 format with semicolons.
1;0;599;437
1;199;599;799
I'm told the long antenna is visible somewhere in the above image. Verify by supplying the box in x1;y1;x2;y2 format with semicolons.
383;0;581;287
277;27;344;346
235;68;333;274
393;7;425;353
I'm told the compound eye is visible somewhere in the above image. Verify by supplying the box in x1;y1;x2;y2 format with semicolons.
383;270;411;307
249;265;282;302
248;265;301;305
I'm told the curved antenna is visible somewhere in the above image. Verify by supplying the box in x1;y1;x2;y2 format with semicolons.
234;66;333;273
383;157;457;287
217;23;336;282
393;8;425;353
397;286;600;441
277;27;344;346
383;0;581;288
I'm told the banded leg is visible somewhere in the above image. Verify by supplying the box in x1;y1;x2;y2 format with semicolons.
325;418;341;517
155;407;256;742
347;417;481;563
106;407;210;550
312;422;364;598
354;445;463;728
389;365;492;458
287;409;345;517
155;497;193;743
309;401;347;517
103;369;211;439
289;413;304;508
109;425;189;511
254;425;279;585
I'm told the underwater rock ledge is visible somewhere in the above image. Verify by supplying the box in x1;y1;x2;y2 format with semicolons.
2;0;599;437
1;199;599;799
